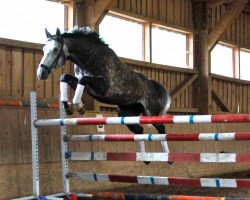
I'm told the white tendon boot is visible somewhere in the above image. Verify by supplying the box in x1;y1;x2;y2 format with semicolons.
138;141;150;164
161;141;173;164
60;82;74;115
161;141;169;152
72;84;85;114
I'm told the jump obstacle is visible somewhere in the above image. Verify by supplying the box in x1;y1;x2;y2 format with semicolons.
25;91;250;200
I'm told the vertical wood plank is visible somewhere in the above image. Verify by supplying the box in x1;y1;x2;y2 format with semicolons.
173;0;181;26
0;108;23;164
248;15;250;47
34;51;45;99
236;16;240;44
231;19;236;43
188;0;193;28
118;0;125;10
141;0;147;16
159;0;166;21
167;0;174;24
131;0;137;13
0;46;6;96
18;109;31;164
11;48;23;97
125;0;131;12
23;49;35;97
244;14;250;46
152;0;159;20
136;0;142;15
52;69;62;99
248;85;250;113
5;47;12;96
227;82;232;112
147;0;152;18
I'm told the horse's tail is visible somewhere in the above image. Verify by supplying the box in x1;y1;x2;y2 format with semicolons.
150;80;171;115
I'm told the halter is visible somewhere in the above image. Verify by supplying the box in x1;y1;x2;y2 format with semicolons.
40;40;64;73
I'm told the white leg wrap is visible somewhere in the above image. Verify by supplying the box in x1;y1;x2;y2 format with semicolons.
161;141;170;153
72;84;85;104
60;82;68;102
137;141;145;152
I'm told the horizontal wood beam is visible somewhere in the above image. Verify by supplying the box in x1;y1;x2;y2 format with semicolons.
208;0;248;51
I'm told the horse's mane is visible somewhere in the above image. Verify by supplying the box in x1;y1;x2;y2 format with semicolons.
61;27;109;47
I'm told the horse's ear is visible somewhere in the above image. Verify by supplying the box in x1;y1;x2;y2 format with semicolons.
56;28;61;37
45;28;52;38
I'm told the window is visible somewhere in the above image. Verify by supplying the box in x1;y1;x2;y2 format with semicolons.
99;14;144;60
151;26;191;68
99;13;193;68
240;50;250;81
0;0;65;44
211;43;235;78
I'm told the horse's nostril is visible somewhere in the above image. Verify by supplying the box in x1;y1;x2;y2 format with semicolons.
41;70;45;78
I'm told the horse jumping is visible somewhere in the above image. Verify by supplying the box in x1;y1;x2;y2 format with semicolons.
36;27;172;158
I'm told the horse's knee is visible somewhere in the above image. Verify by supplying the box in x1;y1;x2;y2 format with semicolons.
60;73;71;82
60;74;78;90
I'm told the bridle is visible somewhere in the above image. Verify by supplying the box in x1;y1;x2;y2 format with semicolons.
40;40;64;73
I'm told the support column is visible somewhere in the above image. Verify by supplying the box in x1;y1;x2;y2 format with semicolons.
192;1;212;114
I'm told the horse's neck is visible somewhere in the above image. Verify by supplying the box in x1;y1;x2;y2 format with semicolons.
65;38;107;73
65;38;94;65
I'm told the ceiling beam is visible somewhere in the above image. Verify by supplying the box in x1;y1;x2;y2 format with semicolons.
207;0;248;51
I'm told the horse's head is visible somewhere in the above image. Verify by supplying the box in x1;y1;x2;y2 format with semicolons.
37;28;66;80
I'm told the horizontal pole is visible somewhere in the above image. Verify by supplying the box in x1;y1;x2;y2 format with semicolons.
64;132;250;142
34;114;250;126
67;172;250;188
73;192;249;200
66;152;250;163
0;99;59;109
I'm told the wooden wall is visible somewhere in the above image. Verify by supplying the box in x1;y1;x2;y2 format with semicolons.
209;4;250;47
212;75;250;113
112;0;193;29
0;39;73;101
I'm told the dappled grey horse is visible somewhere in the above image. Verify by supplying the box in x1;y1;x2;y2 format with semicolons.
37;27;172;163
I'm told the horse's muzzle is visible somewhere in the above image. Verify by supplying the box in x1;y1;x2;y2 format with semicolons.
37;64;50;80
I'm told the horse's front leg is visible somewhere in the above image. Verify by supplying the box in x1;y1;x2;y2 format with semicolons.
72;75;106;114
72;79;86;115
60;74;78;115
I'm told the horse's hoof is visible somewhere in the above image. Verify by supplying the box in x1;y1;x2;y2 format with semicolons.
168;161;174;164
74;102;85;115
64;102;74;115
143;161;150;165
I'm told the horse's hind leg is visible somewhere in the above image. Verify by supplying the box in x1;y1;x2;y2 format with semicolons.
118;105;150;164
152;124;170;153
142;105;172;163
60;74;78;115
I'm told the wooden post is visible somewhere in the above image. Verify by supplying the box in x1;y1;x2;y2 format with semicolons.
192;0;212;114
73;0;114;30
